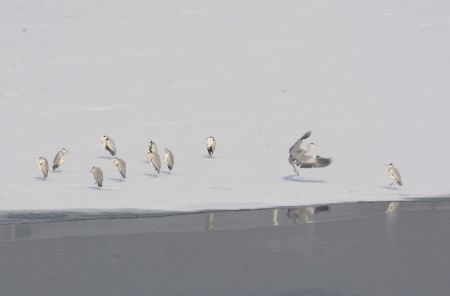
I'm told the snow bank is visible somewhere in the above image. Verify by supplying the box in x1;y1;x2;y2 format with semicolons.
1;0;449;211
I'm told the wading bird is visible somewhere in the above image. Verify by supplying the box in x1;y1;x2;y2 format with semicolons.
164;148;174;171
101;135;116;156
148;151;161;175
37;157;49;180
112;156;126;179
386;163;402;186
90;166;104;187
52;148;69;171
288;131;331;175
206;136;216;157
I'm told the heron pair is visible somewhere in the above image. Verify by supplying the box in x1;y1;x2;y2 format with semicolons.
36;148;70;180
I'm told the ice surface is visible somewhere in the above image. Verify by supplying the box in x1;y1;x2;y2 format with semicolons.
1;0;450;211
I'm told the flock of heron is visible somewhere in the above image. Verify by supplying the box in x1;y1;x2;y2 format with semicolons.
36;135;217;188
36;131;402;188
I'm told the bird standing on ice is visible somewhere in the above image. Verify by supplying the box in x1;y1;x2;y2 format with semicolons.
386;163;403;186
90;166;104;187
101;135;116;156
112;156;126;179
206;136;216;157
164;148;174;171
37;157;49;180
148;151;161;175
52;148;69;171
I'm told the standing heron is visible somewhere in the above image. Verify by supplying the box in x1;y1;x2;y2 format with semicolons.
148;151;161;175
288;131;331;175
52;148;69;171
90;166;103;187
386;163;403;186
101;135;116;156
206;136;216;157
112;156;126;179
36;157;49;180
164;148;174;171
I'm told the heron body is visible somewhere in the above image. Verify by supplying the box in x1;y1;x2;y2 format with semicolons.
37;157;49;179
101;135;116;156
386;163;402;186
148;151;161;175
288;131;331;175
90;166;103;187
52;148;69;171
206;136;216;157
148;141;157;154
164;148;174;171
112;156;126;179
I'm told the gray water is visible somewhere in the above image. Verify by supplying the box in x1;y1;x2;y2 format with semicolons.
1;200;450;296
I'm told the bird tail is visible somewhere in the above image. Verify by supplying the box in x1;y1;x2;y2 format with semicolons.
52;165;58;171
168;165;173;170
398;180;403;186
98;182;103;187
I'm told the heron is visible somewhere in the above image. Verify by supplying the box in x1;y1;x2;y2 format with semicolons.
164;148;174;171
101;135;116;156
52;148;69;171
90;166;103;187
148;151;161;175
36;157;49;180
112;156;126;179
206;136;216;157
288;131;331;175
386;163;402;186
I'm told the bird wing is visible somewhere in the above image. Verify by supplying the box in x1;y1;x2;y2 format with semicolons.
289;131;311;153
299;155;332;168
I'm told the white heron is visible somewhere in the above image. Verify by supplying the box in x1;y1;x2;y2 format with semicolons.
112;156;126;179
90;166;104;187
101;135;116;156
36;157;49;180
386;163;402;186
52;148;69;171
164;148;174;171
206;136;216;157
148;151;161;175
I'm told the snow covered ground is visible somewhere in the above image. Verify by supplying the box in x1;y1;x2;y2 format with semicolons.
1;0;450;212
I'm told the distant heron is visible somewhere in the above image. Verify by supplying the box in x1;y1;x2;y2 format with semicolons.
36;157;49;180
90;166;103;187
148;151;161;175
164;148;174;171
206;136;216;157
101;135;116;156
112;156;126;179
386;163;402;186
52;148;69;171
288;131;331;175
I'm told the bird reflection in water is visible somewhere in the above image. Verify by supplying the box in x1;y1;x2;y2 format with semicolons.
386;202;400;214
287;205;330;224
205;212;214;231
